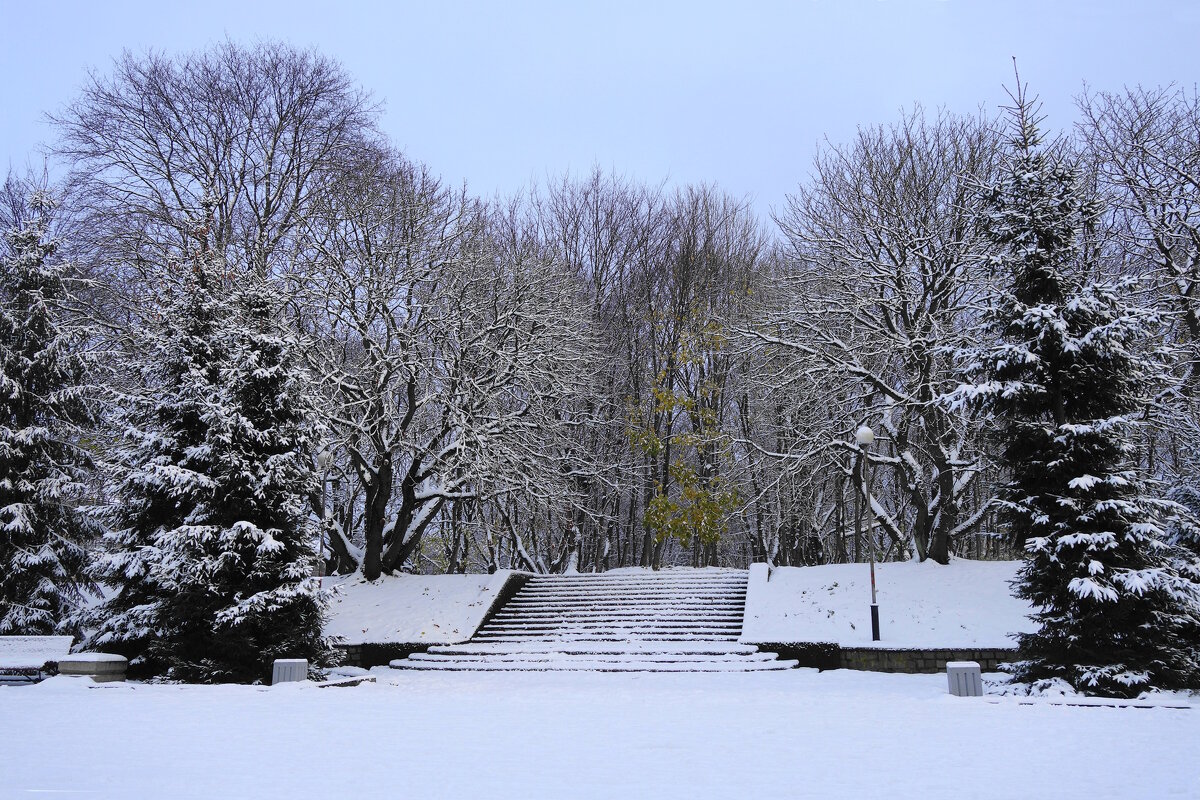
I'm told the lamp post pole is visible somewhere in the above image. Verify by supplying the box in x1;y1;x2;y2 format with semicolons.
855;425;881;642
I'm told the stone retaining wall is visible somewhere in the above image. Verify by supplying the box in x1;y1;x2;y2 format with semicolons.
339;641;1015;672
839;646;1015;673
337;643;430;668
751;641;1015;673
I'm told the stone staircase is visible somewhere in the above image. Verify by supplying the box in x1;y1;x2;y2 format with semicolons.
391;568;796;672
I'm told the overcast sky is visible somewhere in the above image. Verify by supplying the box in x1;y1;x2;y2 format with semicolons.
2;0;1197;218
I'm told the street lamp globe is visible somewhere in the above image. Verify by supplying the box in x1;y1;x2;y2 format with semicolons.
855;425;875;446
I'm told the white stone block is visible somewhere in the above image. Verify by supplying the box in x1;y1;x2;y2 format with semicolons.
947;660;982;696
272;658;309;685
58;653;128;682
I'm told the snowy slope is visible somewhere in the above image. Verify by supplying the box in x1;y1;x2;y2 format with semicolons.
323;572;510;645
2;670;1194;800
741;559;1036;648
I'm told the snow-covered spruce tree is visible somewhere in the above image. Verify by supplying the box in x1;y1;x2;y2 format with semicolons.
1164;486;1200;558
960;85;1200;697
0;193;100;634
80;258;225;673
85;256;332;682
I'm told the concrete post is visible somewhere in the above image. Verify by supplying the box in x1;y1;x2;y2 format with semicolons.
272;659;309;684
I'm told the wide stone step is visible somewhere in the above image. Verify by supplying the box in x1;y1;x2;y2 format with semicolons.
478;622;742;633
526;578;745;585
520;578;746;586
479;619;743;629
510;595;744;603
478;631;743;640
496;610;743;619
472;633;741;642
475;623;739;628
504;598;744;605
409;650;778;664
494;599;739;614
504;603;743;613
428;642;763;656
529;574;746;578
518;585;744;592
398;660;796;672
484;614;739;623
523;582;744;587
477;632;743;640
482;624;741;630
520;585;744;592
392;658;796;672
468;642;739;647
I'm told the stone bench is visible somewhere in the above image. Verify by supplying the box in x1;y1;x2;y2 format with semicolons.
0;635;74;683
57;653;129;683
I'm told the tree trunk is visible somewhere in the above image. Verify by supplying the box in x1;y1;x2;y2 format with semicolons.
360;454;392;581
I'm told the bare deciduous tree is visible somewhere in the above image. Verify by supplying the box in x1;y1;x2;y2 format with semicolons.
54;39;377;291
751;108;1002;563
299;151;596;579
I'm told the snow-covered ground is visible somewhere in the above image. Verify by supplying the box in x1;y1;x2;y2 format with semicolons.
323;571;507;644
2;670;1194;799
325;560;1035;649
742;559;1036;647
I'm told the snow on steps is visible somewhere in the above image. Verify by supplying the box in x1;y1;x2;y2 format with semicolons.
390;569;795;672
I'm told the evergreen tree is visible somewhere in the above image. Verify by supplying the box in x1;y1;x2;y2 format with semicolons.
171;277;333;682
962;84;1200;697
85;252;332;682
0;193;100;634
1164;485;1200;558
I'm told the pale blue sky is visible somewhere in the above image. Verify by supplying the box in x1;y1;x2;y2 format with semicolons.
2;0;1197;217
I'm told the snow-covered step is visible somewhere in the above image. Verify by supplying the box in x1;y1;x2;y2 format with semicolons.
473;621;744;632
518;578;747;587
407;651;781;664
426;642;764;656
518;588;747;595
508;593;743;600
512;588;745;596
473;633;743;641
504;594;745;601
516;580;744;586
468;633;739;642
484;618;744;623
523;578;744;585
529;574;746;579
511;590;745;600
482;623;744;628
520;576;746;586
498;605;745;614
475;623;744;628
474;633;746;642
393;659;797;672
519;579;744;585
400;658;787;670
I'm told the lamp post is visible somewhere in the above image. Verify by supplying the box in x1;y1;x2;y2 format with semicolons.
855;425;881;642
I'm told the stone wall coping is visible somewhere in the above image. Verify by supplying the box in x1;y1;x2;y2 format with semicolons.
58;653;128;664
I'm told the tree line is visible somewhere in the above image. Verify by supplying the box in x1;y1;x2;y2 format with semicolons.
2;41;1199;690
